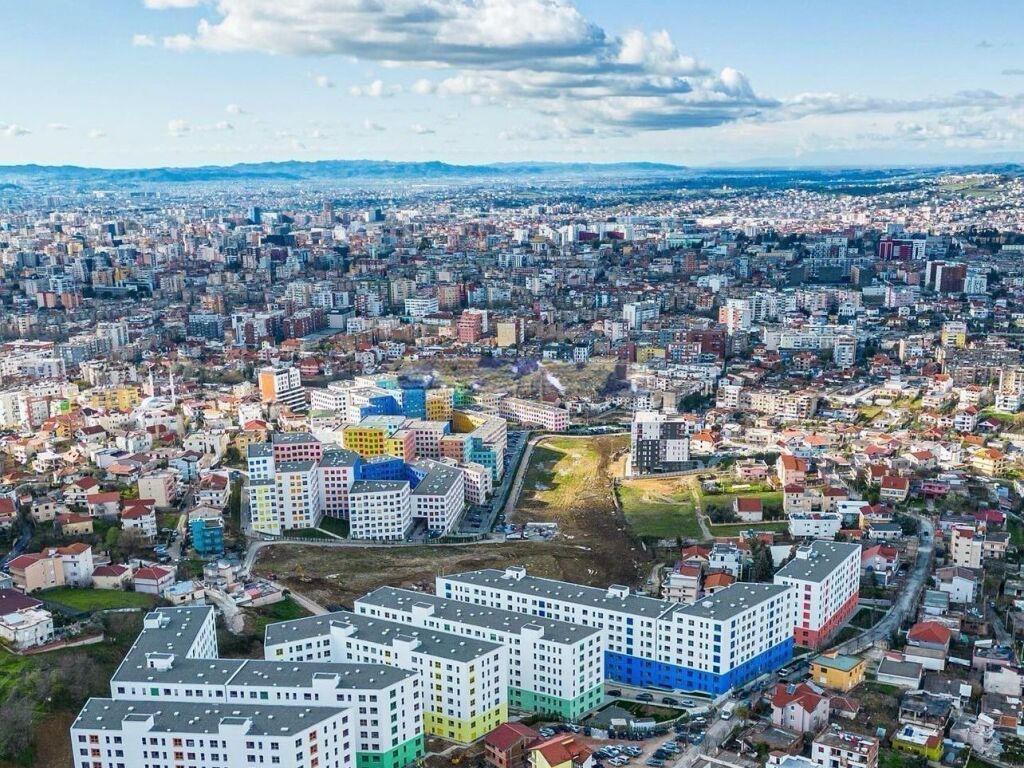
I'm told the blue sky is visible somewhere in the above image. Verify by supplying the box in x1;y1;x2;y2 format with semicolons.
2;0;1023;168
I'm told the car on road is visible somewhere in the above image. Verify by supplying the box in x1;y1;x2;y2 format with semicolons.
607;689;622;697
662;696;679;705
636;693;654;702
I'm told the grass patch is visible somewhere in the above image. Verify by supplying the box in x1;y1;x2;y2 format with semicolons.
522;438;621;510
245;596;311;637
284;527;333;540
318;517;350;538
619;483;702;539
832;626;862;644
701;490;782;515
614;700;680;722
708;521;788;537
37;587;155;613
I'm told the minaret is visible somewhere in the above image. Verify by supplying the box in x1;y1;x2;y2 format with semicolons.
169;369;176;406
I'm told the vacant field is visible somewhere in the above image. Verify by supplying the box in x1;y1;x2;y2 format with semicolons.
520;435;628;511
38;587;156;613
243;596;311;638
708;521;788;538
254;538;646;609
701;490;783;516
618;475;703;540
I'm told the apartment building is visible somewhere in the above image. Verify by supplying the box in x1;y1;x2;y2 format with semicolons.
318;448;363;519
354;587;604;721
265;611;507;744
630;411;692;475
436;567;795;695
272;431;325;463
72;605;427;768
950;525;983;568
811;730;879;768
774;542;861;649
410;461;464;535
349;481;413;541
497;398;569;432
788;513;844;540
258;365;307;412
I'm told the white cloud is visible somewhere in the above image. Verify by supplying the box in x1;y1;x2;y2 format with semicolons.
145;0;770;131
314;74;334;88
363;119;386;132
132;33;156;47
348;79;402;98
47;123;69;131
168;118;191;137
144;0;202;8
163;34;194;51
88;129;107;139
412;78;436;95
1;124;30;138
410;123;435;134
214;121;234;131
225;103;246;115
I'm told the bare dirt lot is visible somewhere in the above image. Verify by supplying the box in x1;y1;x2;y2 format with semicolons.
254;538;646;609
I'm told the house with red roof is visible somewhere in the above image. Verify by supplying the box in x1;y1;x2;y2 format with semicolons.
133;565;175;595
528;735;593;768
734;497;764;523
771;682;830;732
85;491;121;519
92;564;134;590
484;722;540;768
905;621;952;671
121;501;158;542
880;475;910;503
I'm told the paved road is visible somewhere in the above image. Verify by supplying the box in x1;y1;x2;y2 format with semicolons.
671;716;733;768
834;514;934;654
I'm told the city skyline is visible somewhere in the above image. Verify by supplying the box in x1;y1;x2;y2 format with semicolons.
3;0;1024;168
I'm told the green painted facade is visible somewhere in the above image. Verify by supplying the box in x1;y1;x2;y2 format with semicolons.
509;683;604;721
357;734;425;768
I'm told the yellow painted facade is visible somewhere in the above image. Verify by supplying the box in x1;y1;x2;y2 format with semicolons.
343;426;387;458
810;653;866;692
84;386;141;411
422;704;506;744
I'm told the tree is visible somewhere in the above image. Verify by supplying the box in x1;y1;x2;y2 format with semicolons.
104;525;121;552
118;527;147;559
0;694;34;761
750;540;775;582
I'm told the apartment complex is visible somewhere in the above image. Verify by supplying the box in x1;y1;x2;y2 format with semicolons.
774;542;861;649
630;410;692;474
71;606;424;768
265;611;507;744
354;587;604;721
436;567;796;695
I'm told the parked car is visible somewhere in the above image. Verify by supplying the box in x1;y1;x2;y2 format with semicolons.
607;689;622;697
636;693;654;702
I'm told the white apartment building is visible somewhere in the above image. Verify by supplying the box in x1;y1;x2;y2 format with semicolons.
788;513;844;540
497;397;569;431
459;462;493;506
410;461;464;535
354;587;605;721
404;296;439;319
774;541;861;650
93;606;425;768
265;611;507;744
318;448;362;519
622;301;660;331
436;567;796;696
349;481;412;541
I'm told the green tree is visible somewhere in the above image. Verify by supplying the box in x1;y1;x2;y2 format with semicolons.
750;540;775;582
104;525;121;552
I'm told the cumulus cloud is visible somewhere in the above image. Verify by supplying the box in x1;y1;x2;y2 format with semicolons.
88;129;107;139
144;0;202;7
410;123;435;134
1;124;30;138
143;0;1024;136
47;123;70;131
132;33;156;47
363;119;386;132
143;0;770;131
225;103;246;115
349;79;403;98
168;118;191;137
314;74;334;88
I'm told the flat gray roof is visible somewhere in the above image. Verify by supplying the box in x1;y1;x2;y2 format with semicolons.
676;583;792;622
272;432;318;444
410;461;461;496
72;698;342;736
356;587;601;645
228;660;414;691
774;541;860;584
351;480;408;493
439;568;680;620
265;610;501;663
319;448;362;468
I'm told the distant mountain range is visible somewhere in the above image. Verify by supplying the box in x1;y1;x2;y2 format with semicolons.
0;158;1021;188
0;159;691;185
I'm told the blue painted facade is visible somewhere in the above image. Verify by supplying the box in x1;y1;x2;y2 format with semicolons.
189;517;224;556
358;456;406;482
604;637;793;695
359;394;403;419
400;388;426;419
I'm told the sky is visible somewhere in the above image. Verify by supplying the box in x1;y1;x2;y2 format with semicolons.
2;0;1024;168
